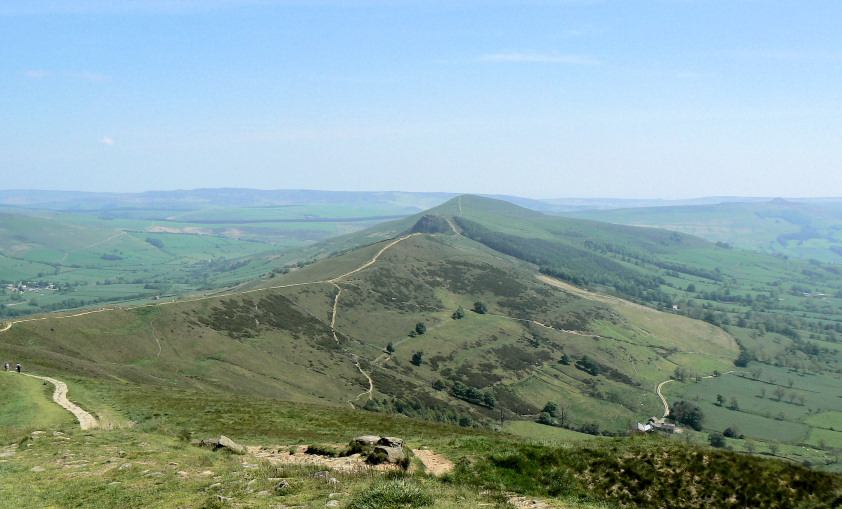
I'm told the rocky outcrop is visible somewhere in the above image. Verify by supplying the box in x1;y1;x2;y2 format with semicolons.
347;435;407;466
351;435;381;446
408;214;453;234
377;436;404;448
197;435;246;454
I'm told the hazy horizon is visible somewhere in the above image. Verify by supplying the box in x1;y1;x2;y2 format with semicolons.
4;1;841;199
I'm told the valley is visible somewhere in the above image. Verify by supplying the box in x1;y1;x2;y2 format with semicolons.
2;193;842;507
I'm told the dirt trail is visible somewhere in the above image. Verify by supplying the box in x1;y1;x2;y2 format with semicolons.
150;316;162;358
331;233;420;283
325;236;421;406
412;448;454;476
19;373;98;430
537;273;651;311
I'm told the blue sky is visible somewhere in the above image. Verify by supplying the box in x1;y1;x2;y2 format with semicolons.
2;1;840;198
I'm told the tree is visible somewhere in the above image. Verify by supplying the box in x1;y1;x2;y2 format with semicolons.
674;366;690;382
386;342;395;354
708;432;727;448
575;356;601;376
788;392;797;404
774;387;786;401
542;401;560;418
473;301;487;314
769;443;779;456
723;427;738;438
745;439;756;454
715;394;726;407
734;351;752;367
483;391;496;409
411;351;423;366
787;377;795;388
797;393;806;406
728;397;739;411
759;387;767;399
451;306;465;319
537;412;555;426
558;353;571;365
670;400;704;431
432;379;446;391
415;322;426;335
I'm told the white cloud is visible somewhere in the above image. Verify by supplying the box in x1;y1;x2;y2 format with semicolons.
67;71;110;81
480;52;601;65
100;136;116;145
23;69;50;78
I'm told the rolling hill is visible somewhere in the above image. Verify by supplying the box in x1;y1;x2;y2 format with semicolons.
3;194;842;506
564;198;842;263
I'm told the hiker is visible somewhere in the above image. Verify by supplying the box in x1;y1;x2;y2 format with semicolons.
3;362;7;371
16;363;21;373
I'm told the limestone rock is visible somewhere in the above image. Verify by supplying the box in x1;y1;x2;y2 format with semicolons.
372;445;405;464
219;435;246;455
377;436;404;448
352;435;381;446
197;435;246;455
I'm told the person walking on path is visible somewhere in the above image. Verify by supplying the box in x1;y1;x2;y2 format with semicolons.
16;363;21;373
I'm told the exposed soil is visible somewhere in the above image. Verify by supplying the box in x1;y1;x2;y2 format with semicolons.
411;448;454;476
249;445;399;473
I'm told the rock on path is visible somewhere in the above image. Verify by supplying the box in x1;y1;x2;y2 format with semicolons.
21;373;98;430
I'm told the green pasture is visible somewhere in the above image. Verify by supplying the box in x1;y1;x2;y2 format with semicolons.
503;420;597;444
0;372;75;429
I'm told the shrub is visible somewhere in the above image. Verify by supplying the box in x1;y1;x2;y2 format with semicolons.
473;301;487;314
670;400;704;431
575;356;600;376
415;322;426;335
346;479;434;509
411;351;423;366
709;432;727;448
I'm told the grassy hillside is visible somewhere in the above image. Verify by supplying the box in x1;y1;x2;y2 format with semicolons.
3;194;842;506
1;230;737;438
565;198;842;263
1;375;839;508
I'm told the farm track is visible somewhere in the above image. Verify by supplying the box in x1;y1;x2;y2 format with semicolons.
656;370;745;420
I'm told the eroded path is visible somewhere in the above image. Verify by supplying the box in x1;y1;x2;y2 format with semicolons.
412;448;454;476
19;373;98;430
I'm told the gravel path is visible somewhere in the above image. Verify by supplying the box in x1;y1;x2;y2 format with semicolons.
20;373;98;430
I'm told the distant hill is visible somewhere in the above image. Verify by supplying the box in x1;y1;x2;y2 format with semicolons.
564;199;842;263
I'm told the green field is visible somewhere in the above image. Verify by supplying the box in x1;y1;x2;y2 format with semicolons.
0;199;424;319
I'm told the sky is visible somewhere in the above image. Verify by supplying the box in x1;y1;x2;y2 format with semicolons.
2;0;841;199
